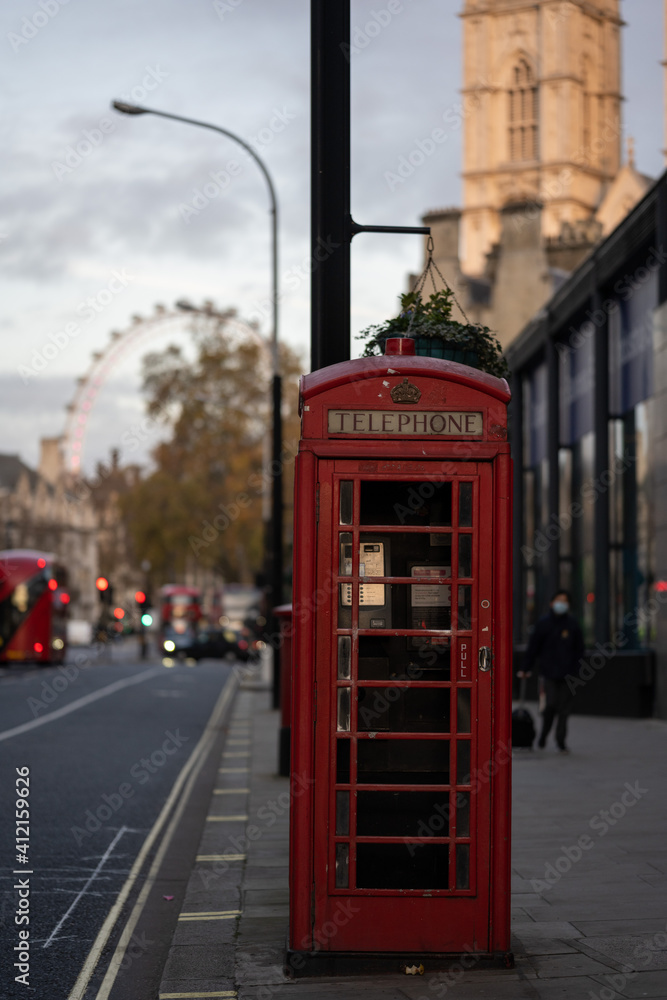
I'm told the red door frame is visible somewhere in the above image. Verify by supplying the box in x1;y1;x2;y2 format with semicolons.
290;446;512;959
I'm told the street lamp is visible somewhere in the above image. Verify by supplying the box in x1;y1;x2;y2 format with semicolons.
112;100;284;703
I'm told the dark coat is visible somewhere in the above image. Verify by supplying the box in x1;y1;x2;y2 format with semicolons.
524;611;585;680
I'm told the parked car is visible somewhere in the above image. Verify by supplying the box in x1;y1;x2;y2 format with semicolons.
161;622;196;657
186;626;260;663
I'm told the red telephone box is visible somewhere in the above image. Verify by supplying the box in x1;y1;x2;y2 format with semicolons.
289;339;512;973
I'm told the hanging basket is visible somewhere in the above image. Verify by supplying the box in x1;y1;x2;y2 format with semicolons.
357;239;508;379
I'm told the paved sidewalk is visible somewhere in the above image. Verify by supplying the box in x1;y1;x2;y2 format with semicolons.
159;692;667;1000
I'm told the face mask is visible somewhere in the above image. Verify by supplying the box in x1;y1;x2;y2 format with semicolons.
552;601;569;616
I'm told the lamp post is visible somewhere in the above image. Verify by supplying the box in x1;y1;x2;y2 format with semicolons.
112;101;284;703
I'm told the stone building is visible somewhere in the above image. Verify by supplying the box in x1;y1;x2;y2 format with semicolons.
421;0;654;349
0;438;98;621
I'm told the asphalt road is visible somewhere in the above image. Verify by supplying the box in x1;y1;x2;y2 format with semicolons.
0;639;235;999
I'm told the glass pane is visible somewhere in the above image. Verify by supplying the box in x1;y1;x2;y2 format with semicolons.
356;843;448;890
339;481;353;525
336;790;350;835
410;582;452;631
456;844;470;890
337;687;351;732
456;741;471;784
357;739;449;784
558;449;573;558
360;480;452;526
337;636;351;680
459;483;473;527
336;739;350;783
339;533;353;575
457;689;471;734
335;843;349;888
456;791;470;837
361;531;452;578
358;636;450;681
357;687;450;733
357;791;451;837
457;585;472;630
458;534;472;578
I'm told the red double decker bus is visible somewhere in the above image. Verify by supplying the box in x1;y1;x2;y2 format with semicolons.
158;584;202;655
0;550;69;664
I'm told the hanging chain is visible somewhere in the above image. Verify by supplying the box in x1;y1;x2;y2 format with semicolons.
407;234;474;330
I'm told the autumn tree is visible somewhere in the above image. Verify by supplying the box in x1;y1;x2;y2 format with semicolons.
119;308;303;588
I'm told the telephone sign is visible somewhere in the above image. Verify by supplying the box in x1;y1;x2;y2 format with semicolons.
289;339;512;972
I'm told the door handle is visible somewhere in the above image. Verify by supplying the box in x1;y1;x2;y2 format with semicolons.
478;646;492;672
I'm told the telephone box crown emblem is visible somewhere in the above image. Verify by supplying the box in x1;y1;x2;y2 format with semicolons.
390;378;421;403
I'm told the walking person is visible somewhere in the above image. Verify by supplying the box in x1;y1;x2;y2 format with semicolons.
523;590;584;753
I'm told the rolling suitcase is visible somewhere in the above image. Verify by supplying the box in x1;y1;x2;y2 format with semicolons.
512;675;536;748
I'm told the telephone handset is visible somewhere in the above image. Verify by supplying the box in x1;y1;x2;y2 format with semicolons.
339;538;391;629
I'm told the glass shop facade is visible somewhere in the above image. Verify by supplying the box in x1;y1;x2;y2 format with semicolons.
506;171;667;719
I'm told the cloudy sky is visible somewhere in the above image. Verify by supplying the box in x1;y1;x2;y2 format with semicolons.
1;0;663;473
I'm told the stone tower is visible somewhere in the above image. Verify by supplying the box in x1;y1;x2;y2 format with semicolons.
460;0;623;275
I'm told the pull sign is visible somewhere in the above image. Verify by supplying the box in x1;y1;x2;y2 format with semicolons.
478;646;492;672
459;641;469;681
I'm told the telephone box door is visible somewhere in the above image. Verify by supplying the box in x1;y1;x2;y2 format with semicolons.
312;460;495;953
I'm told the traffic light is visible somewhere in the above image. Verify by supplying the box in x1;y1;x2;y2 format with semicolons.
136;590;152;626
96;577;113;604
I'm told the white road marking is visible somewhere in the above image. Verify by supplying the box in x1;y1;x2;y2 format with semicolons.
0;667;163;742
43;828;129;949
67;670;238;1000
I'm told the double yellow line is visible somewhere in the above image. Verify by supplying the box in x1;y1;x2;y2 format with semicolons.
67;670;239;1000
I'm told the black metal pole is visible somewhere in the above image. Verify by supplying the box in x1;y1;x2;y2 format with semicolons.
310;4;430;371
271;371;283;708
545;328;560;600
311;0;351;371
510;370;524;647
592;280;610;646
